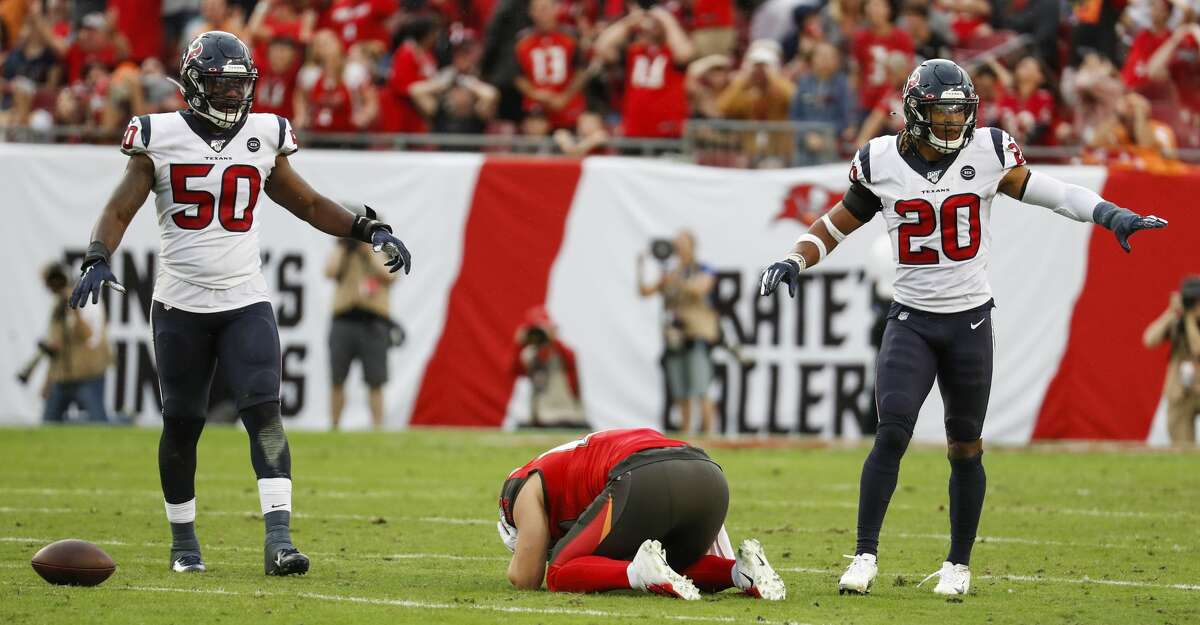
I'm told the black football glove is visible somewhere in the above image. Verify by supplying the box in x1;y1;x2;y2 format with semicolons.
371;227;412;274
1094;202;1168;253
759;259;802;297
69;243;126;308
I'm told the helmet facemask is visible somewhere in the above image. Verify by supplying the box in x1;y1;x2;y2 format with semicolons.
188;67;256;129
907;98;978;154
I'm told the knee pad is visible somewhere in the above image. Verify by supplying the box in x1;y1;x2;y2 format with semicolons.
945;417;983;444
872;422;912;458
161;417;205;445
877;390;919;425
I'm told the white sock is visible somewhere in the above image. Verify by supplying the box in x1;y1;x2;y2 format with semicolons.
258;478;292;516
164;498;196;524
731;560;746;590
627;560;647;590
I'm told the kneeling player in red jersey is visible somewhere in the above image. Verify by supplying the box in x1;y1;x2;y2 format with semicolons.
498;428;785;600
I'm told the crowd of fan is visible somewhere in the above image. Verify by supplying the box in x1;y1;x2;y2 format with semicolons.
0;0;1198;164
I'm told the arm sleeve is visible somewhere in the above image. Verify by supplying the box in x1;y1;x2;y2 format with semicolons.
843;144;882;222
275;115;299;155
1020;169;1102;223
120;115;150;156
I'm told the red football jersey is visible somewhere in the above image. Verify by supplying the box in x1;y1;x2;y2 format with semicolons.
622;42;688;138
515;29;586;129
309;72;355;132
327;0;398;49
852;27;913;111
503;429;688;540
387;41;437;133
255;61;300;120
999;88;1055;144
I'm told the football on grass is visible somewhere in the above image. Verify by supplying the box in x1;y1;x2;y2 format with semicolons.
31;539;116;586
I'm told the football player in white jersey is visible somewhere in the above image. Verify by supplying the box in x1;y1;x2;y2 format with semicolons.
68;31;412;577
759;59;1167;596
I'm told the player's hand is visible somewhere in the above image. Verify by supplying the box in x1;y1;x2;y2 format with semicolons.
370;228;412;274
1109;209;1168;253
68;259;125;308
759;259;801;297
497;511;518;553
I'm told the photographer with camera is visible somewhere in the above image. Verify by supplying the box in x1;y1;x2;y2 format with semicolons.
35;262;114;423
511;306;584;427
1143;276;1200;443
639;231;719;436
326;204;401;430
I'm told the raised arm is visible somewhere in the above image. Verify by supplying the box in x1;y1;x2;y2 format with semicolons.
265;155;412;273
69;154;154;308
997;164;1168;252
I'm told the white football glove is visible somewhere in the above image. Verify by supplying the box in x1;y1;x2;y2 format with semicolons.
497;509;518;553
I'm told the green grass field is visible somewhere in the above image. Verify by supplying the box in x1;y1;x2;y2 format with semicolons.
0;427;1197;625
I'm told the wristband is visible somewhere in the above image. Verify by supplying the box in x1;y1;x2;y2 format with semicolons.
82;241;112;270
820;214;847;242
350;215;392;244
785;252;807;272
796;233;827;261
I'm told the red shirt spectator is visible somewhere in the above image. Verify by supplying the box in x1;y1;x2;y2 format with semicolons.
691;0;734;29
255;40;302;119
110;0;161;62
327;0;397;51
1122;29;1171;90
307;70;356;132
1000;88;1055;143
622;42;688;137
852;0;913;112
516;29;587;129
63;17;120;85
387;39;438;132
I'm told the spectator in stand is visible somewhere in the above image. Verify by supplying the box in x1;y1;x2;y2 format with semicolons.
1;8;63;127
1087;91;1179;161
431;35;499;135
789;41;855;160
717;41;794;122
1060;51;1126;146
900;2;951;63
110;0;163;63
853;51;910;144
687;0;736;57
63;12;127;85
819;0;866;51
481;0;534;121
1140;19;1200;143
779;4;825;77
992;0;1060;71
686;53;732;119
1000;55;1055;145
246;0;315;62
851;0;913;118
185;0;246;42
385;16;440;133
326;0;398;59
970;60;1009;128
595;6;695;139
941;0;992;44
554;109;610;155
1122;0;1177;100
515;0;591;130
1069;0;1124;66
255;36;303;119
294;29;377;133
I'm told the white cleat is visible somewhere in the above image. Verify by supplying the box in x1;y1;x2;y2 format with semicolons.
733;539;786;600
629;539;701;600
919;561;971;595
170;553;206;573
838;553;877;595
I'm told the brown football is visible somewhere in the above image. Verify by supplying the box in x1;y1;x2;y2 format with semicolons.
31;539;117;586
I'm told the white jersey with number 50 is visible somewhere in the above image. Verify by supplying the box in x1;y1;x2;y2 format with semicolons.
847;127;1025;313
120;111;299;312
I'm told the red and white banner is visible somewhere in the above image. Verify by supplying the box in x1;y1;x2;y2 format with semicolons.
1;145;1194;443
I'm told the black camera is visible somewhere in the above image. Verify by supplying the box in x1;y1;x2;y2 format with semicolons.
524;326;549;346
650;238;674;262
1182;276;1200;310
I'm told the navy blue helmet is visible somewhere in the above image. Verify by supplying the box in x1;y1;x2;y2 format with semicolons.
178;31;258;129
901;59;979;154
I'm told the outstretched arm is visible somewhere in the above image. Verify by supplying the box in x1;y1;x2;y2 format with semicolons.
69;154;154;308
998;165;1168;252
760;201;869;297
265;154;412;273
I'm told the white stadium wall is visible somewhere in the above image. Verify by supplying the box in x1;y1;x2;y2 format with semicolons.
1;144;1195;444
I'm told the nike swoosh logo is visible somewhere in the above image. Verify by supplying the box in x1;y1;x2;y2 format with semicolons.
270;503;287;509
970;319;985;330
740;571;754;586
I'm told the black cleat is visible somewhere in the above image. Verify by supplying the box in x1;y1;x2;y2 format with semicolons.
171;553;207;573
265;546;310;576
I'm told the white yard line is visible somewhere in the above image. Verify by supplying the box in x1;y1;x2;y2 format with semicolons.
0;582;784;624
777;567;1200;592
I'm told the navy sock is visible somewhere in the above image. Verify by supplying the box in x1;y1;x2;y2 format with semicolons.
170;522;200;557
947;453;986;565
265;510;292;548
